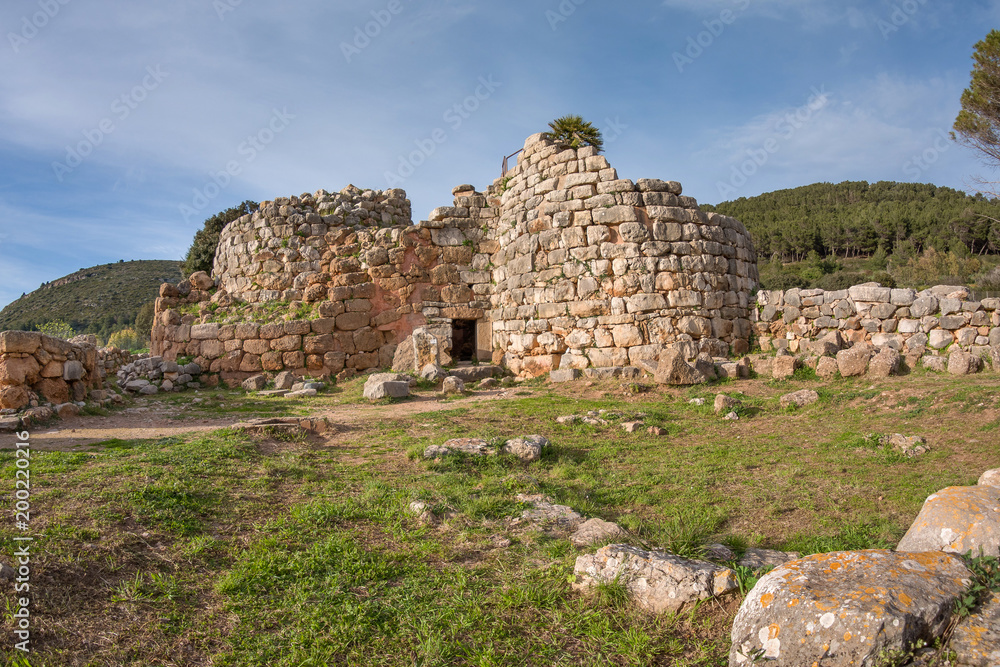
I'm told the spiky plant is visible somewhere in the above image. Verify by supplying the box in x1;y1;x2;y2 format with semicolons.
544;115;604;152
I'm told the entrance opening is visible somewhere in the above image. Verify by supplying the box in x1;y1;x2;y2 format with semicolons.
451;320;477;362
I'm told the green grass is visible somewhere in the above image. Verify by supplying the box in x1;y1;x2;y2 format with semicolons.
1;370;998;665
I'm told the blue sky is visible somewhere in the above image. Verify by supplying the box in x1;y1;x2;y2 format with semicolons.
0;0;997;313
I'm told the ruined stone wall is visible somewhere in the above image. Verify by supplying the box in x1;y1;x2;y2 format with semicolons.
485;133;758;376
753;283;1000;362
0;331;101;410
151;185;499;385
151;132;761;382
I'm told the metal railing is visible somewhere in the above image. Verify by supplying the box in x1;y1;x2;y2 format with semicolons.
501;149;523;177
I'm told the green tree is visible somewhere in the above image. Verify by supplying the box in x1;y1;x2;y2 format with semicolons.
953;30;1000;171
134;300;156;339
181;201;257;276
544;115;604;152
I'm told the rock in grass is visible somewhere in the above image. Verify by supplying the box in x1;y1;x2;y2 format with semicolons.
570;518;626;547
442;376;466;394
574;544;737;614
896;485;1000;557
736;548;799;570
882;433;929;457
517;494;583;527
424;438;492;459
501;435;548;462
242;374;267;392
729;550;972;666
867;347;901;377
979;468;1000;488
653;348;706;386
363;380;409;400
779;389;819;409
714;394;742;414
836;344;872;377
273;371;296;390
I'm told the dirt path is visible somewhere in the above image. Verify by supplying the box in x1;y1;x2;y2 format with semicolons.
0;389;528;451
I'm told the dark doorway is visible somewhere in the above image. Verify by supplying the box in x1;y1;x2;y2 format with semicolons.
451;320;477;362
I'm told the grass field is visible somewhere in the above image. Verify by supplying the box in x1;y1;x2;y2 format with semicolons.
1;369;998;666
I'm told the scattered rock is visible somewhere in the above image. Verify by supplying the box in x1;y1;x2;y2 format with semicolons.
556;415;580;425
574;544;737;614
419;364;446;382
815;356;839;378
621;421;644;433
979;468;1000;488
647;426;668;436
442;376;466;395
736;548;800;570
654;348;706;386
501;435;548;462
478;378;499;389
724;411;739;421
704;544;737;562
921;355;948;373
714;394;742;415
273;371;296;390
241;374;267;392
55;402;80;418
363;377;410;400
516;494;583;527
688;398;706;406
882;433;929;457
730;550;973;666
896;485;1000;556
424;438;492;459
407;500;429;515
549;369;582;383
570;518;626;547
779;389;819;409
0;562;15;580
0;416;21;431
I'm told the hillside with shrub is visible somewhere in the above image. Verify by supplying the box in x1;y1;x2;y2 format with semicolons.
0;260;182;341
704;181;1000;292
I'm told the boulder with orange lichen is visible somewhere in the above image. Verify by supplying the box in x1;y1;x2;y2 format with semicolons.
896;485;1000;557
950;592;1000;667
729;550;972;666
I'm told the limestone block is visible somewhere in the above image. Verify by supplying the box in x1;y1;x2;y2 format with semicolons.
730;550;972;666
574;544;737;614
897;485;1000;556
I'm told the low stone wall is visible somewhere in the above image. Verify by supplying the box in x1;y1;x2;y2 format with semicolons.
0;331;102;410
752;284;1000;361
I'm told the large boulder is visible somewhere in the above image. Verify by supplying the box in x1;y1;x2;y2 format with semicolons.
896;485;1000;557
867;347;901;377
653;348;706;386
730;550;972;666
574;544;737;614
948;349;981;375
950;592;1000;667
836;344;871;377
771;355;798;379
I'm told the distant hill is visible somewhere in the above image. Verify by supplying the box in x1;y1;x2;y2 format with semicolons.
0;260;182;338
703;181;1000;261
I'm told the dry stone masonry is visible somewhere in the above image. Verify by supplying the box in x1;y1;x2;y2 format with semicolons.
151;132;759;385
753;283;1000;373
0;331;102;411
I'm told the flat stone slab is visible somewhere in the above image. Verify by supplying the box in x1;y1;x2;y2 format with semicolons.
424;438;492;459
446;365;502;383
257;389;290;397
574;544;737;614
0;416;22;431
516;493;583;527
231;417;331;437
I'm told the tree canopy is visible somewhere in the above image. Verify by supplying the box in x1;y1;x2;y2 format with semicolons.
953;29;1000;170
544;115;604;152
703;181;1000;261
181;200;258;277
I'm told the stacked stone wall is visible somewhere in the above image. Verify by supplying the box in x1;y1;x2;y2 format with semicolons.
0;331;102;410
151;132;762;381
151;185;499;385
486;133;758;376
753;283;1000;361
